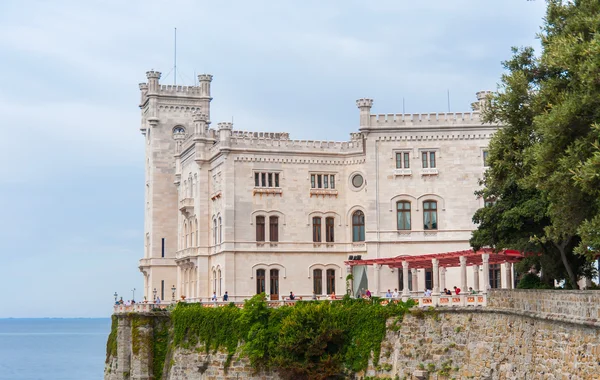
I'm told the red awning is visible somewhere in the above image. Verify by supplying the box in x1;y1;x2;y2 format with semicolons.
344;248;523;269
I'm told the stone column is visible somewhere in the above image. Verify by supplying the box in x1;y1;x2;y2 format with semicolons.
505;262;513;289
482;254;490;294
411;268;418;295
459;256;467;305
473;264;480;292
402;261;410;297
176;265;181;300
440;267;446;291
432;259;440;295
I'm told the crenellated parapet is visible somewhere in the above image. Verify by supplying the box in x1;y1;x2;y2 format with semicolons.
228;135;364;154
368;111;486;128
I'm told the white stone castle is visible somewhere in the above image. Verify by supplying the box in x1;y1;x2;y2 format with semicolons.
138;70;512;302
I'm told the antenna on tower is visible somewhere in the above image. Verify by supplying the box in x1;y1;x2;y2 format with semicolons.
447;89;451;112
403;97;405;114
174;27;177;85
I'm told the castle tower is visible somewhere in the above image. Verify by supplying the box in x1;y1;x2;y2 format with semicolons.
138;70;213;302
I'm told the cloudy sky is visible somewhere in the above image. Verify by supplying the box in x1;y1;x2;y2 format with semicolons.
0;0;546;317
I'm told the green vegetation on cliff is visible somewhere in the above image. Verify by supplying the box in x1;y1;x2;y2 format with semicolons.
171;295;415;379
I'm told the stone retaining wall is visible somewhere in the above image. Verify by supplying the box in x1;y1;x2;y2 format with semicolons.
104;291;600;380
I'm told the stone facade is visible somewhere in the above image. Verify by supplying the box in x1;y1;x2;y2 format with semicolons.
137;70;510;303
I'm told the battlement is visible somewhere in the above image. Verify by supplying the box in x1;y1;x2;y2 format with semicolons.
368;111;484;127
229;134;363;153
231;130;291;140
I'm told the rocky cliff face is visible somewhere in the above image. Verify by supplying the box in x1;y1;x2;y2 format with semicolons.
105;291;600;380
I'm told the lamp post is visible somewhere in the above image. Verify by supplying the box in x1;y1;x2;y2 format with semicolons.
132;288;136;302
113;292;118;303
153;288;157;302
171;285;176;302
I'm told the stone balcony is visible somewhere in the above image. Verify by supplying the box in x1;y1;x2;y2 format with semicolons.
179;197;194;215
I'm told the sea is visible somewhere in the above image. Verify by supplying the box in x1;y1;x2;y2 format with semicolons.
0;318;110;380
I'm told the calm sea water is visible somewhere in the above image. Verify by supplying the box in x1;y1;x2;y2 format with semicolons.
0;318;110;380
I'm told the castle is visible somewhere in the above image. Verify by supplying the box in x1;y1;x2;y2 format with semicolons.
137;70;512;302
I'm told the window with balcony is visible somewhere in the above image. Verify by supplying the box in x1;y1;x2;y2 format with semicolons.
310;174;335;189
395;152;410;169
325;217;335;242
269;216;279;242
422;151;436;168
312;217;322;242
352;210;365;242
423;201;438;230
256;216;265;242
396;201;411;230
254;172;280;188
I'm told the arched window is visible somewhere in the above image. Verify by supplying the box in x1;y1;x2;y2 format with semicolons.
326;269;336;295
312;217;322;242
213;219;217;245
256;216;265;242
213;270;217;294
423;201;438;230
190;219;195;247
313;269;323;295
352;211;365;242
184;222;188;248
325;217;335;242
269;216;279;242
218;217;222;244
256;269;265;294
218;269;222;296
269;269;279;300
396;201;411;230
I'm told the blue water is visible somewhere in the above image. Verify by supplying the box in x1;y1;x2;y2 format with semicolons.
0;319;110;380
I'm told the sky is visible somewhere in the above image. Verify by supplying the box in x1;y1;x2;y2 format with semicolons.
0;0;547;317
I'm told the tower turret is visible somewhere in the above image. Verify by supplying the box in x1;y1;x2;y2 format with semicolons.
356;98;374;129
198;74;213;122
146;70;161;92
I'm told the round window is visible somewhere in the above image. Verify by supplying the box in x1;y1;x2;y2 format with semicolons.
352;174;364;188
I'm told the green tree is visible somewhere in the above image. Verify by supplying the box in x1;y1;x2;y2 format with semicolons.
472;0;600;288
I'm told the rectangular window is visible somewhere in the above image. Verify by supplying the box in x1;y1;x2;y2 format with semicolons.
324;175;329;189
425;269;433;291
312;217;322;242
269;216;279;242
421;151;437;168
275;173;280;187
396;152;411;169
311;174;316;188
396;153;402;169
255;172;260;187
254;172;281;188
310;173;336;189
325;217;334;242
161;238;165;257
396;202;411;230
330;175;335;189
326;269;335;295
313;269;323;295
423;201;438;230
490;264;501;288
161;280;165;301
483;150;489;167
261;173;266;187
256;216;265;242
404;152;410;168
317;174;322;188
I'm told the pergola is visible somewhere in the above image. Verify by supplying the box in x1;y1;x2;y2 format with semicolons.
344;248;524;296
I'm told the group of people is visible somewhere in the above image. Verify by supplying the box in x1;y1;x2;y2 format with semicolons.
380;285;478;298
210;291;229;302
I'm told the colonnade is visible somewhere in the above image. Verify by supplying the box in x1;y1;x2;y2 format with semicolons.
398;253;514;297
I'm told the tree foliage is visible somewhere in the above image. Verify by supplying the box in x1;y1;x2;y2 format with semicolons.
472;0;600;288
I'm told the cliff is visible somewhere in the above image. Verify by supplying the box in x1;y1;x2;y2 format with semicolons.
105;290;600;380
